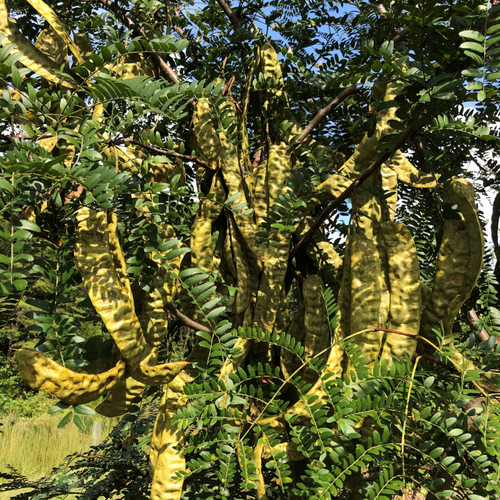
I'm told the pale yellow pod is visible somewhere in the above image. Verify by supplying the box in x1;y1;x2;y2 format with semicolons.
25;0;83;63
35;28;68;67
75;208;148;371
420;177;483;341
0;1;74;88
389;150;437;188
150;372;191;500
349;234;383;366
379;221;421;361
253;442;269;500
193;97;222;166
316;172;352;200
302;275;330;382
96;376;147;417
279;302;306;381
17;348;125;405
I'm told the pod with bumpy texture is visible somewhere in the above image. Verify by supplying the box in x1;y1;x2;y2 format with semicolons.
420;177;483;341
75;208;149;372
96;376;146;417
349;234;383;366
150;372;191;500
302;275;330;383
379;221;421;361
17;348;125;405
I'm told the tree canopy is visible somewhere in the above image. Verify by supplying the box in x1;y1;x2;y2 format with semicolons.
1;0;500;499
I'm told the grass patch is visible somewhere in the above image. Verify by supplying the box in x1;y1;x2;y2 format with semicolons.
0;411;117;481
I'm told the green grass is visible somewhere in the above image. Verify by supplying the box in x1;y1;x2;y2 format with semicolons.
0;411;117;481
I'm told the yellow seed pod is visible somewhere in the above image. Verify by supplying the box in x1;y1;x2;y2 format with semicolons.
337;236;352;338
112;53;156;79
193;97;222;166
74;33;93;58
0;0;74;88
16;348;125;405
349;234;383;366
279;302;306;381
380;163;398;219
352;185;382;240
25;0;83;63
150;372;191;500
420;177;483;341
253;442;269;500
257;42;284;88
302;275;330;382
96;376;147;417
75;208;148;371
389;150;437;188
34;28;67;67
379;221;421;361
316;172;353;201
285;343;344;422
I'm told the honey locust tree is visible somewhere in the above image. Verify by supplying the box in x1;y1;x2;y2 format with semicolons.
1;0;500;499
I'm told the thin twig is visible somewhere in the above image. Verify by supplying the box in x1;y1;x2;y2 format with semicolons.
286;85;358;153
164;302;213;334
124;139;212;170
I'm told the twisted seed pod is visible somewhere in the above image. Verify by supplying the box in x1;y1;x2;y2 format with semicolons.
96;376;146;417
337;235;353;338
254;442;269;500
302;275;330;383
338;79;401;179
0;0;74;88
25;0;83;63
352;185;382;240
16;348;125;405
75;208;149;372
150;372;191;500
349;234;383;366
389;150;437;188
257;42;284;103
35;28;67;66
379;221;421;361
420;178;483;341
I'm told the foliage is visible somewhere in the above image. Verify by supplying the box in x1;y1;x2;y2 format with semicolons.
0;0;500;499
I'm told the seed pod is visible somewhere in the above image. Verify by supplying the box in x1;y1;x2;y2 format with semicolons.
302;275;330;383
379;221;421;361
339;79;401;179
279;302;306;381
349;234;383;366
253;442;269;500
16;348;125;405
420;177;483;341
285;343;344;422
75;208;148;371
96;376;146;417
35;28;67;67
337;235;353;339
380;163;398;220
150;372;191;500
193;97;222;166
389;150;437;188
316;172;352;201
25;0;83;63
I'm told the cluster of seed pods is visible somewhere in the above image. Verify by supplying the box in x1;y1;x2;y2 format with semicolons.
4;4;485;494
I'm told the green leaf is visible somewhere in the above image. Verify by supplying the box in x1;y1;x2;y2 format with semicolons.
460;41;484;53
57;412;72;428
49;402;69;414
459;30;485;42
74;405;95;415
73;413;86;432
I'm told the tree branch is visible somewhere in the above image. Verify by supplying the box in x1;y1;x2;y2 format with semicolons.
290;127;416;257
215;0;241;30
124;139;212;170
287;85;358;153
164;302;213;334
